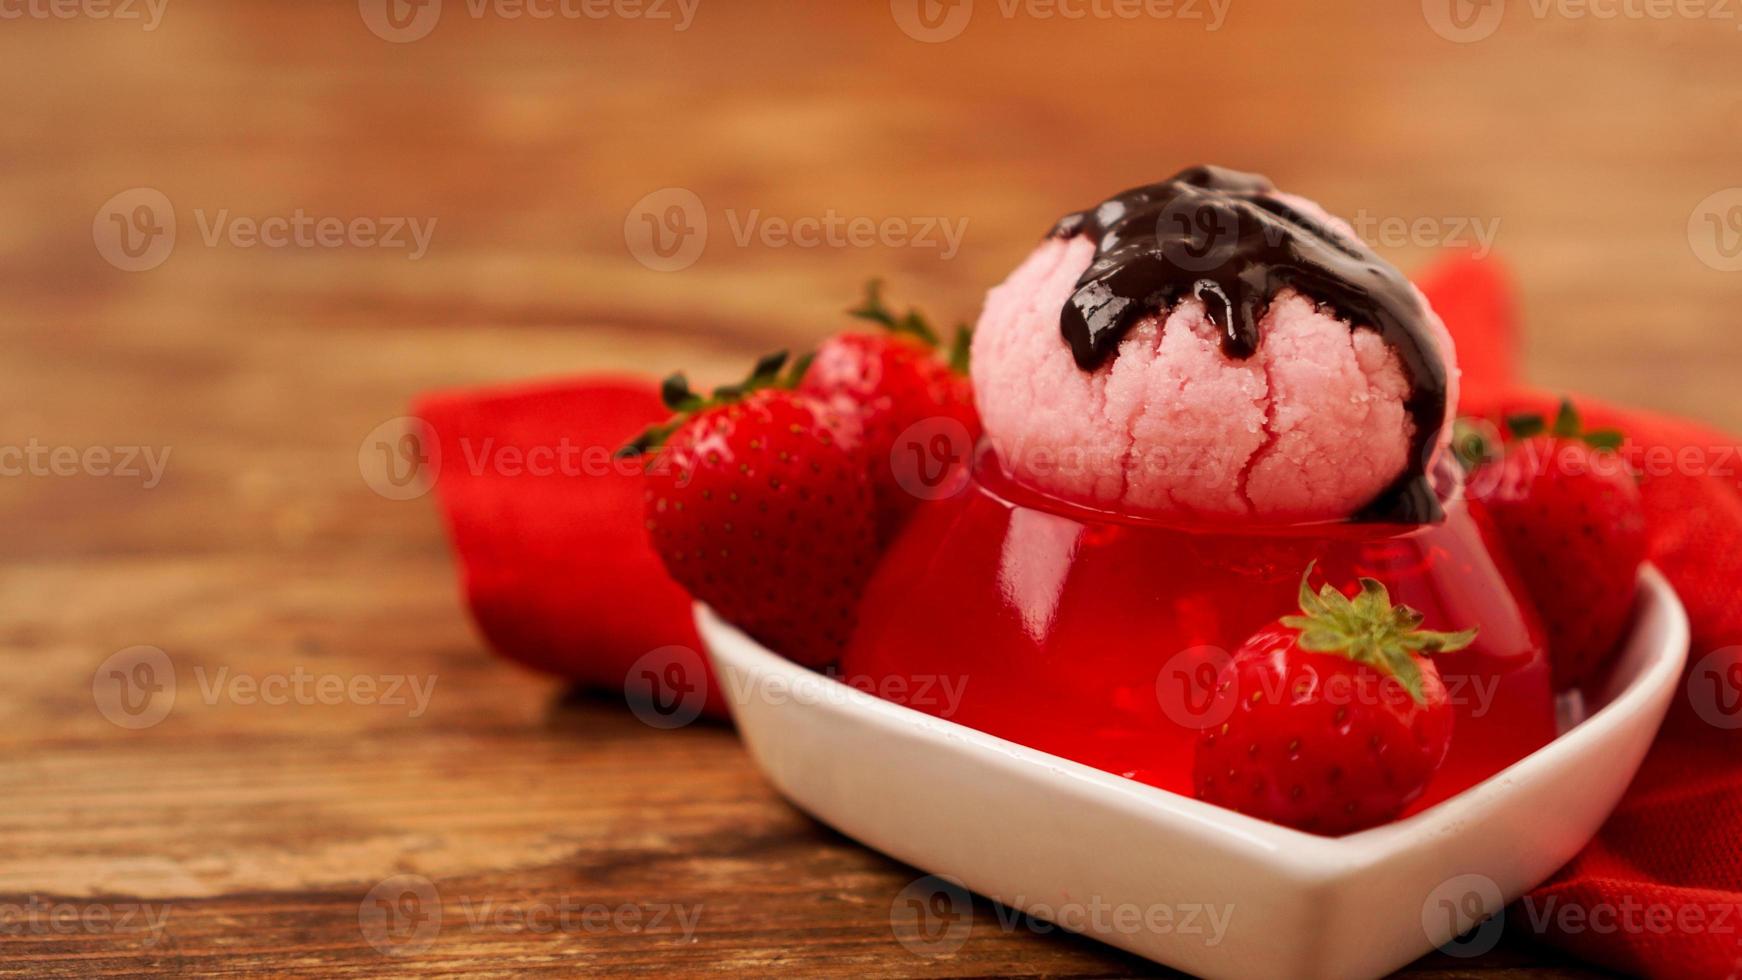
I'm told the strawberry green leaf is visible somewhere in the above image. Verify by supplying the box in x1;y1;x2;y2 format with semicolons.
1352;578;1389;621
714;349;794;403
1502;398;1628;454
1552;398;1582;439
1413;628;1479;653
786;350;816;387
1296;560;1327;617
849;279;942;347
1279;564;1479;704
1318;582;1355;619
1506;412;1547;439
749;350;790;385
848;279;897;329
1388;655;1426;703
1450;419;1496;474
661;373;703;413
1297;629;1347;653
620;420;678;459
627;350;799;457
1393;605;1426;631
896;313;937;345
949;324;973;375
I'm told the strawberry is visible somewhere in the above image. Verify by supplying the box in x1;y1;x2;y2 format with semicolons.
626;352;879;668
1464;399;1647;689
799;281;981;543
1193;564;1475;836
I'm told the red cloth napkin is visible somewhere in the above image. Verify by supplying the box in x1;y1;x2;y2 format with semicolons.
420;260;1740;976
413;377;727;719
1418;255;1742;979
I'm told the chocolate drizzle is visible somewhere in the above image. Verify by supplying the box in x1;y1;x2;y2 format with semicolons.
1049;165;1448;523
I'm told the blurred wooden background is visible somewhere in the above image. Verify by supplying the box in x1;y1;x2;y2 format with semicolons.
3;0;1737;974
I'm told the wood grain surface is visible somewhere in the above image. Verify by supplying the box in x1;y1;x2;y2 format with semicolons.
4;0;1737;974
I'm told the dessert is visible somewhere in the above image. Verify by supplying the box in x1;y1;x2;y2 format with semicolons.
634;165;1647;836
841;167;1560;831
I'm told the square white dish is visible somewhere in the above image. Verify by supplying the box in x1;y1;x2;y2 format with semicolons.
697;567;1688;980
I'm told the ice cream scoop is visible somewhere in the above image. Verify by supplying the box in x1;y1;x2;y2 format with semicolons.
971;166;1458;524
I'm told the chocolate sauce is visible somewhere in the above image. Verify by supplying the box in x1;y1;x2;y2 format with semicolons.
1049;165;1447;523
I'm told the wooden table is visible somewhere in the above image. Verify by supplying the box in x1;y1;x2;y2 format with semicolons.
5;1;1735;974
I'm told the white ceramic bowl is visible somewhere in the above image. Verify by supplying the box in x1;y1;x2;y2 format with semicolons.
698;567;1688;980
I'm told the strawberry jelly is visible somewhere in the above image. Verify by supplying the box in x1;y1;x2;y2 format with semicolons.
841;453;1555;812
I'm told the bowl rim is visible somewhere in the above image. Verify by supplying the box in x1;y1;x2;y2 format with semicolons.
696;565;1688;878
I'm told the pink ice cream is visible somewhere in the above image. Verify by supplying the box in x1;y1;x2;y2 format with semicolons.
971;193;1457;523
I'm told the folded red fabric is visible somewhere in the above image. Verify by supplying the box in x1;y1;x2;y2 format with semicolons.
413;377;727;719
1419;255;1742;979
